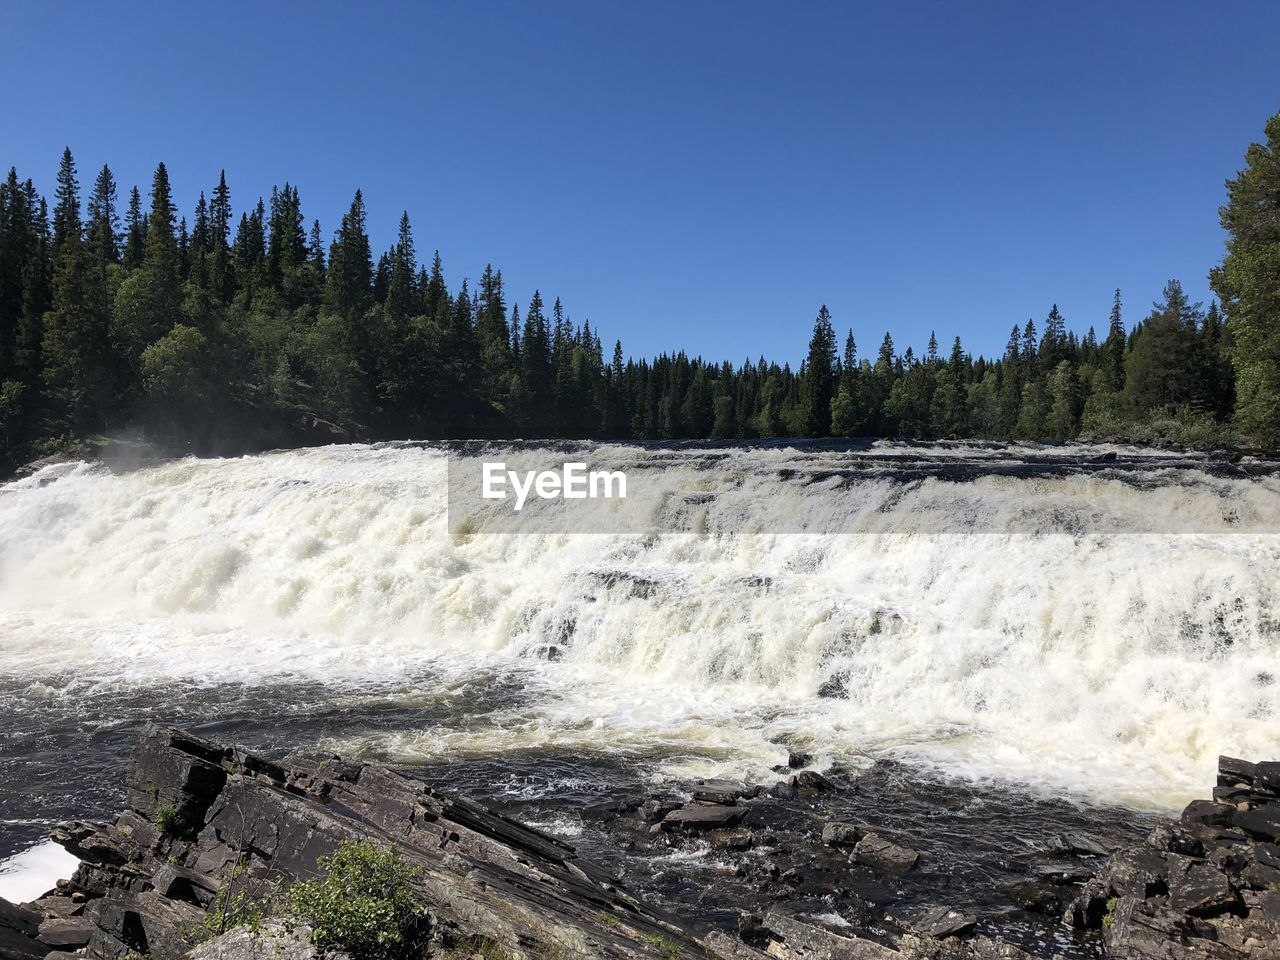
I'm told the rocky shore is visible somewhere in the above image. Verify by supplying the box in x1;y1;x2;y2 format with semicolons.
0;728;1276;960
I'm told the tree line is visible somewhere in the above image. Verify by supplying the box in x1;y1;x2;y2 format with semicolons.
0;108;1276;468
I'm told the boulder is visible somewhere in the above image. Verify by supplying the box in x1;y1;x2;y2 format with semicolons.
821;821;863;847
1167;857;1237;917
852;832;918;876
788;749;814;770
693;779;754;805
661;802;748;832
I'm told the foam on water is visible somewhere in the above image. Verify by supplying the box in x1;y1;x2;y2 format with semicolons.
0;841;79;903
0;442;1277;811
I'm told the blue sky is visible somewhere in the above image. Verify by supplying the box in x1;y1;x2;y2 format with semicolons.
3;1;1278;363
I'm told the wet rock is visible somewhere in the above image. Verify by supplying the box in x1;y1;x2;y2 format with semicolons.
1028;859;1093;883
1063;878;1112;929
639;797;683;823
1007;880;1062;915
661;802;748;832
1047;832;1110;857
853;832;919;876
788;749;814;770
709;828;757;851
817;674;849;699
693;779;755;804
790;770;836;794
822;821;863;847
912;905;977;939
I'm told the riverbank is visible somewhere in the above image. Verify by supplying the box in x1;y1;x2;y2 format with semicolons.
1;727;1277;960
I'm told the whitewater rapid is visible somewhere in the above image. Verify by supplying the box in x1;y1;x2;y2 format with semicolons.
1;442;1278;811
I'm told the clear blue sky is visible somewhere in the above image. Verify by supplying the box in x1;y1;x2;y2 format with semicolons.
3;1;1278;363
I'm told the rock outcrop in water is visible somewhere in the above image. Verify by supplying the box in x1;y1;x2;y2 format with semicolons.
1068;756;1280;958
2;730;1277;960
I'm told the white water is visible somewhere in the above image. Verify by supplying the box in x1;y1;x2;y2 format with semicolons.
0;841;79;902
1;443;1278;811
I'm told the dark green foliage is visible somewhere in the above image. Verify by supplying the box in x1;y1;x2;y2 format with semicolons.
1212;107;1280;446
284;840;424;960
0;139;1264;472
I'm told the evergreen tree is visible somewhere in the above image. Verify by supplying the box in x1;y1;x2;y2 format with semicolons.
1212;107;1280;445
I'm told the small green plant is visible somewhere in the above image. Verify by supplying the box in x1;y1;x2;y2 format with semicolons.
640;932;681;959
153;803;194;838
284;840;424;960
190;858;271;944
594;909;620;929
1102;896;1119;929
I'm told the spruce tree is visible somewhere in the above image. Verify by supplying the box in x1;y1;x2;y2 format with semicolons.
799;305;837;436
1212;107;1280;445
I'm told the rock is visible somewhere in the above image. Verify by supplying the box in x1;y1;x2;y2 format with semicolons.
821;821;863;847
1182;799;1238;829
708;828;757;851
1218;755;1257;787
704;928;772;959
761;911;899;958
787;749;813;770
1254;761;1280;794
789;770;836;794
817;674;849;699
1047;832;1110;857
852;832;918;876
1234;801;1280;840
693;779;754;804
911;905;977;939
186;922;347;960
639;797;683;823
36;725;713;960
662;802;748;832
1167;857;1237;916
36;916;96;949
1091;450;1118;462
1007;880;1062;915
0;897;43;960
1029;859;1093;883
11;452;84;480
1063;879;1112;929
1244;890;1280;933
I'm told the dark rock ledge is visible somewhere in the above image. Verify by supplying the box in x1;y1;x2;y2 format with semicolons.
1066;756;1280;959
0;729;1276;960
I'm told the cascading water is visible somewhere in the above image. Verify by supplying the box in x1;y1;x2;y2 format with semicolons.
0;441;1277;864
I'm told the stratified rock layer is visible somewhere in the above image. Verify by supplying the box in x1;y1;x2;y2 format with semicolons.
1068;755;1280;959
